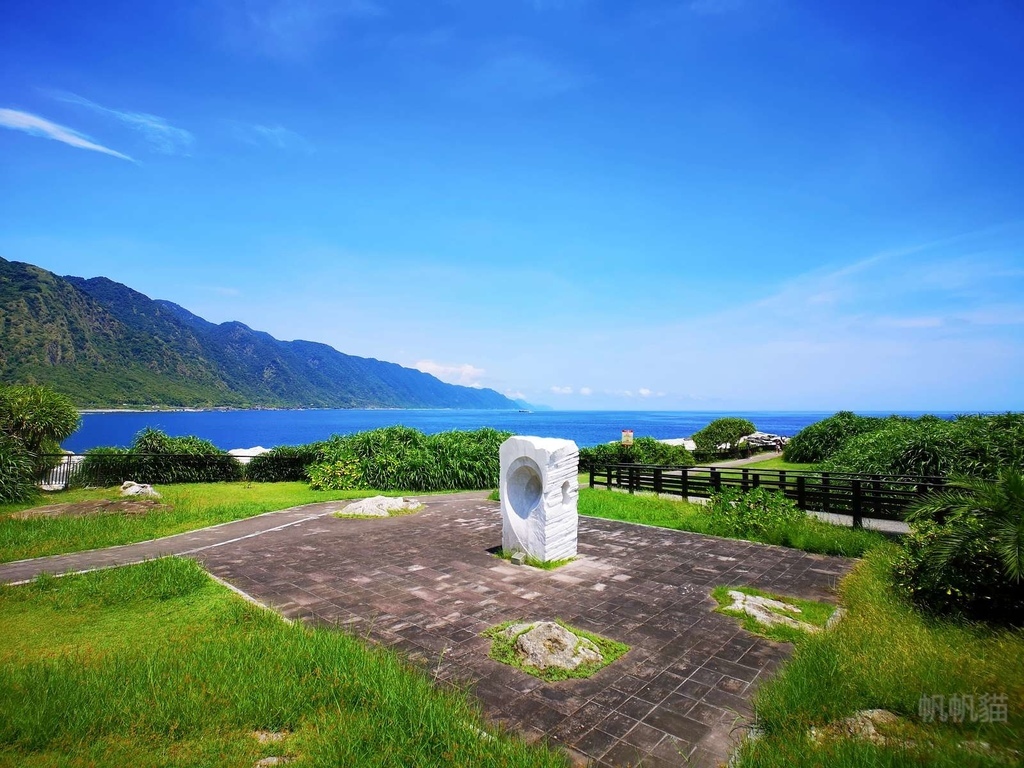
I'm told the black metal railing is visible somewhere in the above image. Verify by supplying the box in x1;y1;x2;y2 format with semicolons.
589;463;946;527
36;453;250;489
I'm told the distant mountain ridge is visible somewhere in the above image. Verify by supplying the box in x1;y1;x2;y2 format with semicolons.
0;257;520;410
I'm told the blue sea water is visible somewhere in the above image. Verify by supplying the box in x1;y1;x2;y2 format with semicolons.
62;409;961;453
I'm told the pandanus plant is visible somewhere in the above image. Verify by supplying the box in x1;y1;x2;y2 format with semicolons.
907;469;1024;585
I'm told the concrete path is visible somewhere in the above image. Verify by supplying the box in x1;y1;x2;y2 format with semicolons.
1;492;854;767
704;452;782;468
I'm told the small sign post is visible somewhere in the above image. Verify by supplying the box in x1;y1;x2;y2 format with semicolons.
621;429;634;446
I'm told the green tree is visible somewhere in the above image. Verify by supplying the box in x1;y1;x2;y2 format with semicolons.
692;417;756;454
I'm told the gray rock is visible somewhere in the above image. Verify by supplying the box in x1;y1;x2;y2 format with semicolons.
509;621;602;671
120;481;160;498
336;496;422;517
725;590;819;633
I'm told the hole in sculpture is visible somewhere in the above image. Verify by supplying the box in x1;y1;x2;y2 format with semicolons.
561;480;570;505
508;461;543;520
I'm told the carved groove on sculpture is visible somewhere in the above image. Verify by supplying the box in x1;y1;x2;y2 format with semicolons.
500;436;579;563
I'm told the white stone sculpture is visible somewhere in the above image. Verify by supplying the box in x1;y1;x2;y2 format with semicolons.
499;436;579;562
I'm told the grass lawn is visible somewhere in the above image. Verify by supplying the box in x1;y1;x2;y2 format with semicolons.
735;456;817;472
0;558;567;768
577;487;886;557
736;547;1024;767
0;483;424;563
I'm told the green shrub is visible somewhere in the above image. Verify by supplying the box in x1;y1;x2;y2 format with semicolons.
705;487;805;539
245;444;322;482
80;428;242;485
578;436;694;469
692;417;756;454
783;411;888;464
820;414;1024;479
0;433;35;503
787;412;1024;478
306;426;511;492
892;470;1024;625
0;384;80;458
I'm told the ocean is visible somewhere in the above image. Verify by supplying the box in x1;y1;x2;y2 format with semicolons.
62;409;961;453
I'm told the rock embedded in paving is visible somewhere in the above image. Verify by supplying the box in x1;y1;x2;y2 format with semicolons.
726;590;819;633
507;621;603;671
336;496;421;517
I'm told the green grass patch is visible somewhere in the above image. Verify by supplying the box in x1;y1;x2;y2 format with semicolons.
0;558;567;768
578;488;886;557
494;549;576;570
711;585;835;645
736;457;818;472
482;620;629;682
0;483;424;563
734;546;1024;767
487;489;500;502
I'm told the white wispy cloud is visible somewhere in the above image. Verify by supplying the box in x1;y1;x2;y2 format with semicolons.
0;108;134;161
52;92;194;155
638;387;652;397
579;386;593;396
413;360;485;387
550;385;573;395
232;122;313;152
216;0;383;58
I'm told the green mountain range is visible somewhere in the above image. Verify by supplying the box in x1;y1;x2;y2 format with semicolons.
0;257;520;410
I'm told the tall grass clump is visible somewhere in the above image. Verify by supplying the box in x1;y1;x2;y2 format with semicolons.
821;413;1024;479
0;558;566;768
0;434;35;504
79;428;243;485
785;412;1024;478
245;444;322;482
306;426;512;492
735;547;1024;767
578;436;694;471
783;411;889;464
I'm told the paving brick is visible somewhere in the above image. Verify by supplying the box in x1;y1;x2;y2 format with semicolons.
4;490;853;766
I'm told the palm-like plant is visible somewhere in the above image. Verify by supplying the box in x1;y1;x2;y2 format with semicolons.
907;469;1024;584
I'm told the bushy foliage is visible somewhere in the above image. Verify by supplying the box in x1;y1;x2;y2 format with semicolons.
307;426;512;492
0;383;81;501
892;470;1024;625
80;428;242;486
0;384;80;457
578;436;694;469
0;433;36;503
783;411;888;464
819;413;1024;479
691;417;756;454
705;487;805;539
244;444;322;482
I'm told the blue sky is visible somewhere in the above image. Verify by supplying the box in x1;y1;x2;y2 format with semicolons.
2;0;1022;411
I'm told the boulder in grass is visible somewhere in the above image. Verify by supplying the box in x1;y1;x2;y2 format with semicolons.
120;481;160;498
507;621;603;671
